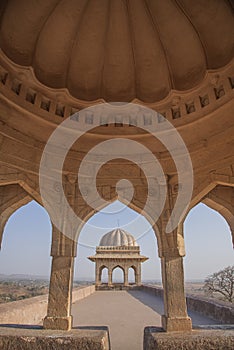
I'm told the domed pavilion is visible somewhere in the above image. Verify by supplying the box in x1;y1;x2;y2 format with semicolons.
0;0;233;333
89;229;148;289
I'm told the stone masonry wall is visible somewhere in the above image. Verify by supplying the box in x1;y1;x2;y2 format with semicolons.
0;285;95;325
141;285;234;324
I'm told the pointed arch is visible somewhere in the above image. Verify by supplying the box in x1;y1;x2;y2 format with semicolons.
0;184;32;249
100;265;108;284
128;265;136;284
76;197;162;257
202;185;234;246
112;265;125;284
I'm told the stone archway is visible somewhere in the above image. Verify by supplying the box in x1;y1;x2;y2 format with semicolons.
112;266;125;285
100;265;108;284
128;266;136;284
202;185;234;246
0;184;32;249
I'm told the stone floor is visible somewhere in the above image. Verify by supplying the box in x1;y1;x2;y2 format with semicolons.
72;290;220;350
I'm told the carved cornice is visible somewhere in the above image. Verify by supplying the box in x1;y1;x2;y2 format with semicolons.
0;50;234;130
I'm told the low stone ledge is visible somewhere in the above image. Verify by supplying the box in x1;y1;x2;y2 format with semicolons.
141;285;234;324
141;285;163;298
0;285;95;325
96;284;141;291
0;326;110;350
144;326;234;350
73;285;96;302
186;294;234;324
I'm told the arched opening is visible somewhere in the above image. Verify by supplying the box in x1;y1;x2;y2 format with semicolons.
100;266;108;284
75;200;160;284
184;203;233;298
0;200;52;304
112;266;124;284
128;266;136;284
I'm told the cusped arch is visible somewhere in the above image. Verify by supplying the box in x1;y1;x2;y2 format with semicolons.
76;197;162;256
128;265;137;284
111;265;125;273
184;183;234;247
0;184;32;249
99;265;108;284
202;186;234;246
111;265;125;284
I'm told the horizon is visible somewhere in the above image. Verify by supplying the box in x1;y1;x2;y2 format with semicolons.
0;272;206;283
0;200;233;282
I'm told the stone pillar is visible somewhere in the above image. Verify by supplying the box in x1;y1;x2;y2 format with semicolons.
43;256;74;330
43;227;76;331
108;269;112;286
158;187;192;332
161;255;192;332
136;264;141;286
124;267;129;286
95;263;101;286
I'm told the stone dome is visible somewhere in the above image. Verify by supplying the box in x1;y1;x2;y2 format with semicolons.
0;0;233;103
99;228;137;247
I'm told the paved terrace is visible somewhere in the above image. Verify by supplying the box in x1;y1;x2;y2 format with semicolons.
72;290;220;350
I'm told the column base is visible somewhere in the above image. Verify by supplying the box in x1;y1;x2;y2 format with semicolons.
161;315;192;332
43;316;73;331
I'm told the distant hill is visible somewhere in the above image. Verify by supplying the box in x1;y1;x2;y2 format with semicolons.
0;274;94;283
0;274;49;281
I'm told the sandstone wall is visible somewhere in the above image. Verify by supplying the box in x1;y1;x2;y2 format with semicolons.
0;285;95;325
0;327;110;350
186;295;234;324
144;326;234;350
141;285;234;324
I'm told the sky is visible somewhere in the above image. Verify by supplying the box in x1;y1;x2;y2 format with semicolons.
0;200;233;281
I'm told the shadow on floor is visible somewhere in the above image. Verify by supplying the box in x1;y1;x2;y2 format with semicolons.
73;325;109;331
127;290;164;315
187;309;224;326
193;324;234;330
0;324;42;329
0;324;110;332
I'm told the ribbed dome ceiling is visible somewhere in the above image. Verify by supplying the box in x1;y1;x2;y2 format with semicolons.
99;228;137;247
0;0;233;102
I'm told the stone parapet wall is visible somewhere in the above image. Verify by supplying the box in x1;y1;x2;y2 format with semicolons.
72;285;96;302
0;285;95;326
141;285;164;298
141;285;234;324
0;327;110;350
96;284;141;291
0;293;48;325
186;295;234;324
144;327;234;350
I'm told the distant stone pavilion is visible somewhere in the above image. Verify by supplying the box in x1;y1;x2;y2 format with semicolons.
88;228;148;289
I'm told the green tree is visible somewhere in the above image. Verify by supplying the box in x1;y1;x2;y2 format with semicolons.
204;265;234;303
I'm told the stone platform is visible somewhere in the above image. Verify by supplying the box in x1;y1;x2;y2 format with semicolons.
144;326;234;350
0;326;110;350
96;283;141;291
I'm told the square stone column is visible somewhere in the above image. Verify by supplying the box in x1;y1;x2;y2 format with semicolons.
43;227;76;331
43;255;74;330
136;264;141;286
95;263;101;286
108;269;112;286
161;256;192;332
124;268;129;286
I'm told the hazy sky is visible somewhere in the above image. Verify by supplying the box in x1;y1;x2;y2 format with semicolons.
0;200;233;281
